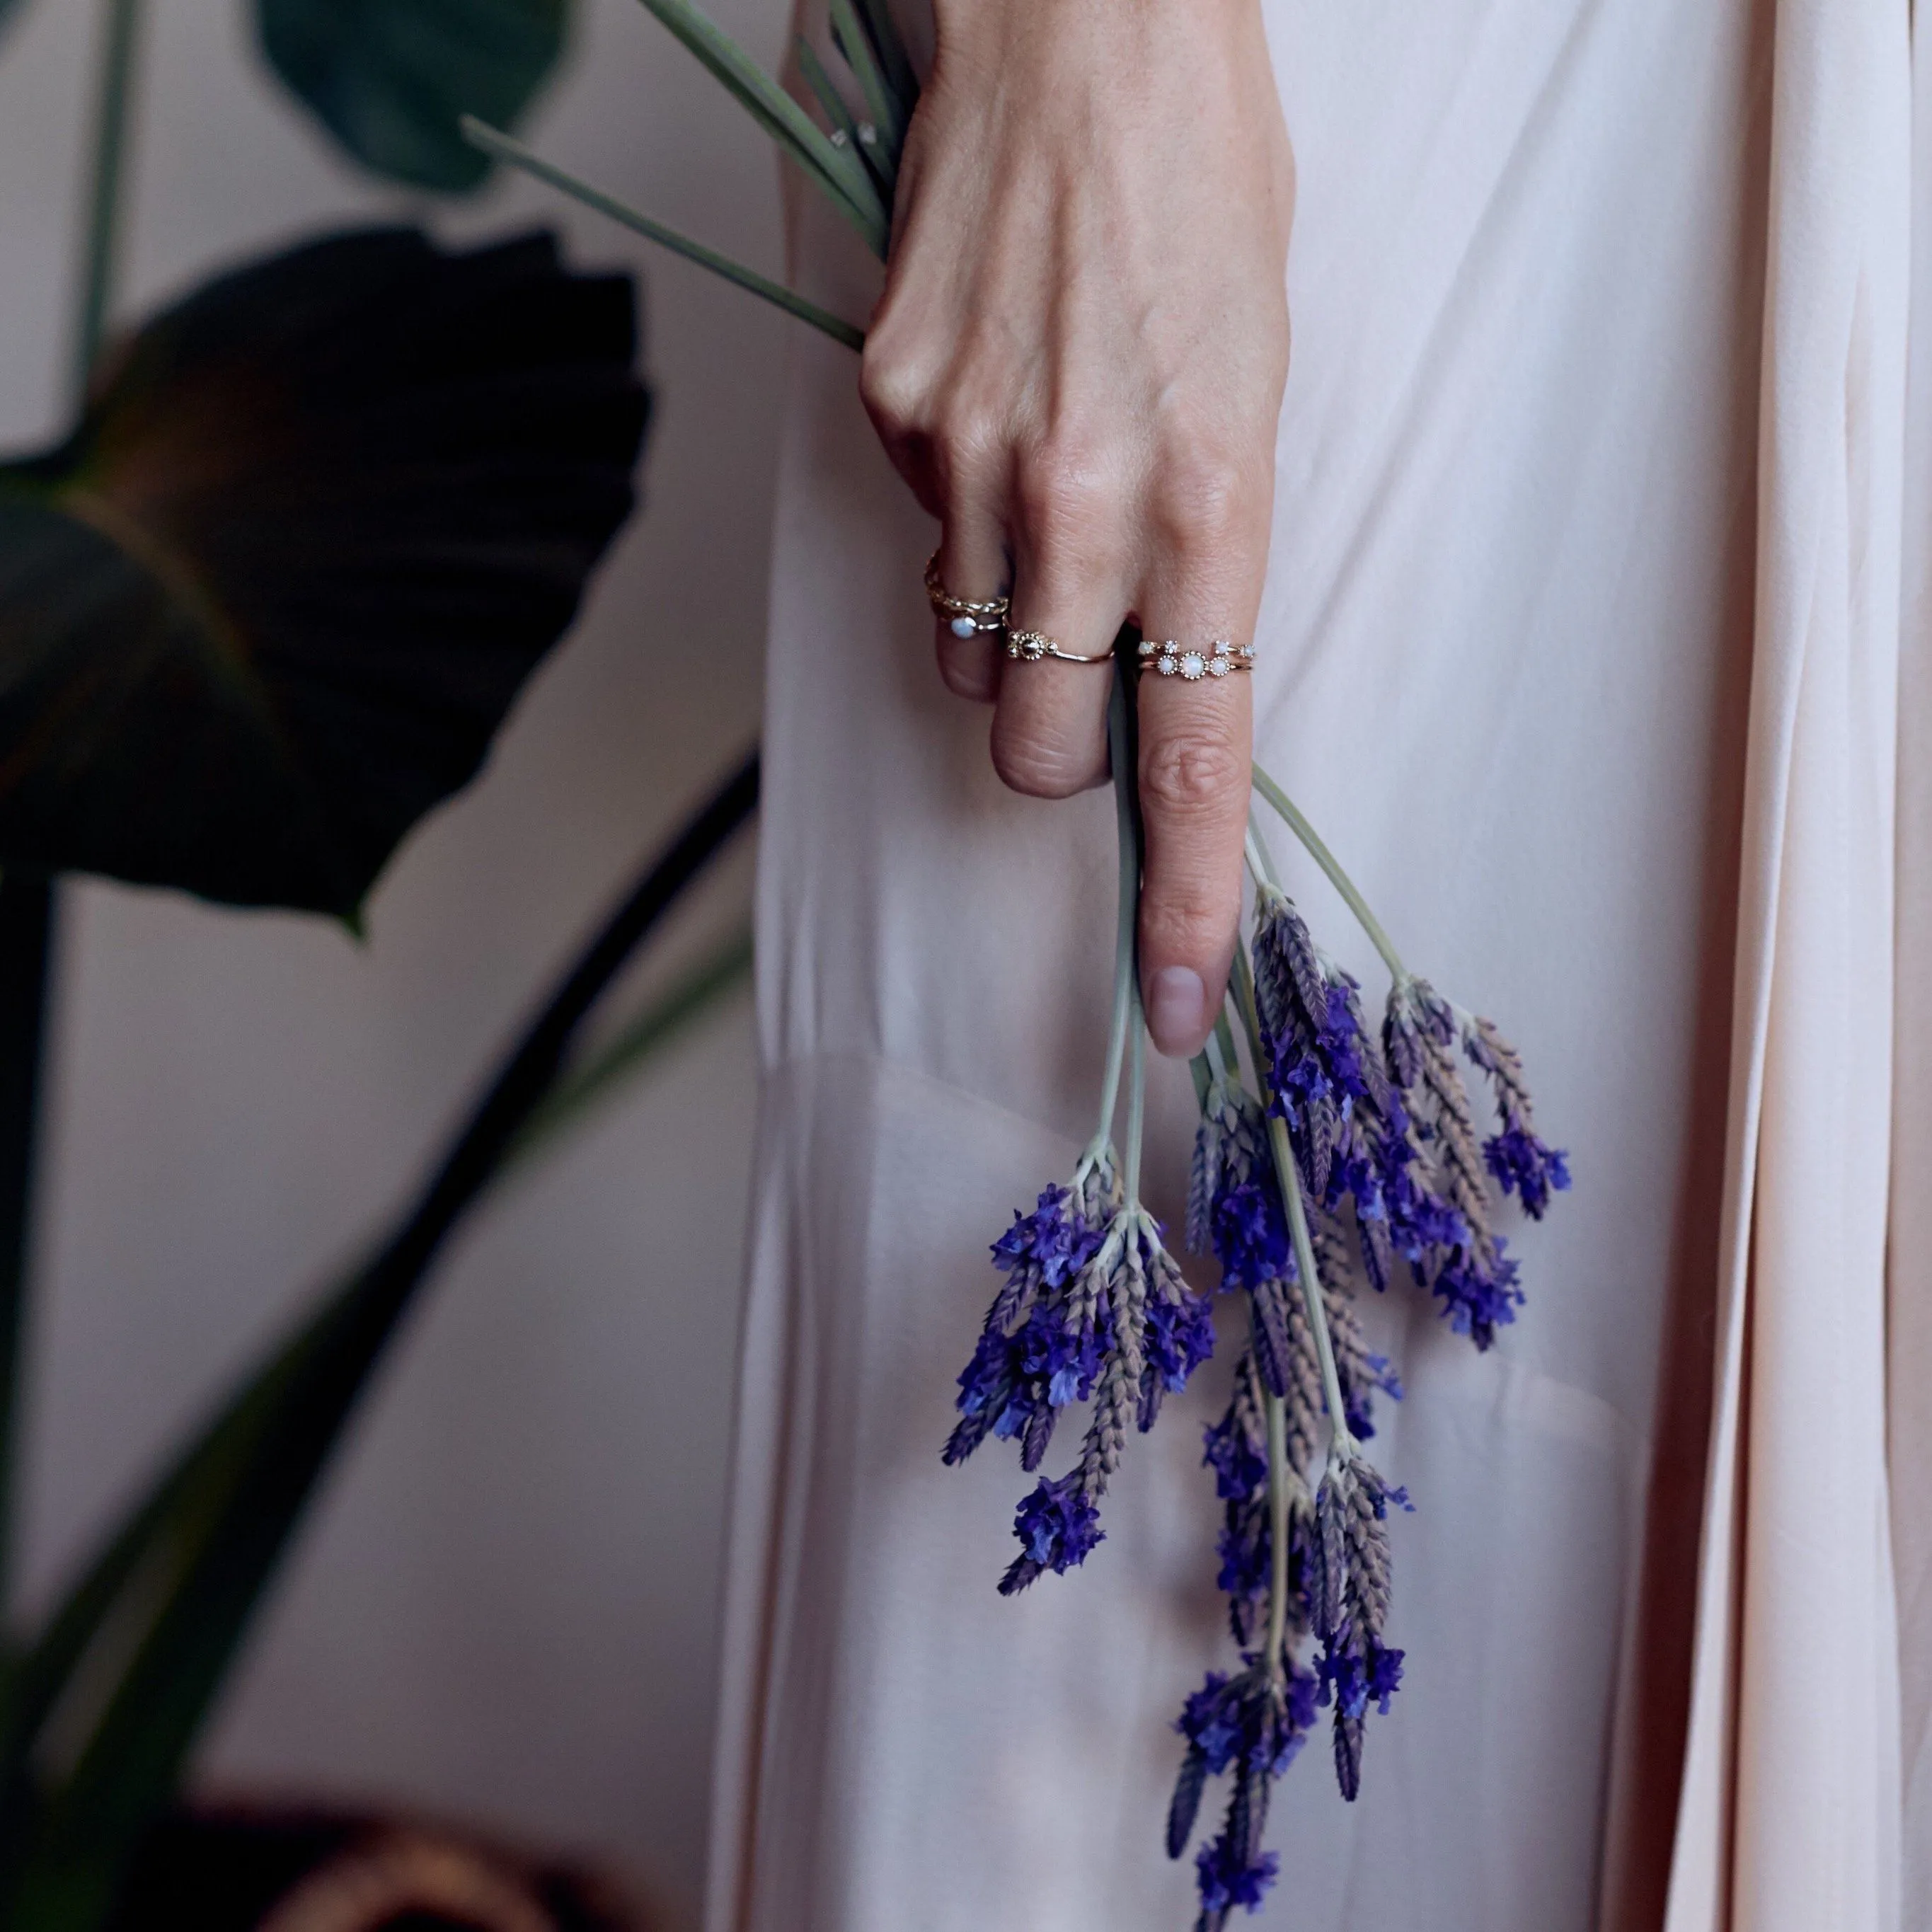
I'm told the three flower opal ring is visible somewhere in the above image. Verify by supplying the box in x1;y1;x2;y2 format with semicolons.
924;551;1009;637
1137;638;1256;681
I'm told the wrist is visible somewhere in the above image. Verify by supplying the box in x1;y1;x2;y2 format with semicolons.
932;0;1258;62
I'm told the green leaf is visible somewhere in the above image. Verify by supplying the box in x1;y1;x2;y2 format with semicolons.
461;119;867;351
0;226;647;918
631;0;888;257
0;754;759;1928
509;920;752;1163
826;0;899;157
256;0;573;192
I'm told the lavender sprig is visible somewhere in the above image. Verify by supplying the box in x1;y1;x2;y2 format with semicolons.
945;669;1217;1593
1309;1456;1410;1800
1166;1655;1317;1931
1462;1012;1571;1217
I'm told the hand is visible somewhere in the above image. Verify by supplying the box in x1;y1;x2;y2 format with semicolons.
860;0;1293;1059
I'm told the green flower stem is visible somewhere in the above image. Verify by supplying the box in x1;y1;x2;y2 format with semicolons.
1263;1384;1291;1673
1249;761;1407;982
1122;996;1147;1209
1081;660;1140;1175
1243;820;1281;895
1229;941;1359;1468
460;118;868;353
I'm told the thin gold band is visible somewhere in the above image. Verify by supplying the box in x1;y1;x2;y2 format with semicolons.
924;550;1010;633
1006;629;1113;666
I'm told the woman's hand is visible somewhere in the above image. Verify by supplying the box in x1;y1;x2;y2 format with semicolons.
860;0;1293;1059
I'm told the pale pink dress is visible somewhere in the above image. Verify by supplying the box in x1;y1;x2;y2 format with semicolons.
706;3;1925;1927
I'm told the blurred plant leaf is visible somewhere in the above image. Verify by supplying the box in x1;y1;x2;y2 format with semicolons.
257;0;572;191
462;117;866;349
0;753;758;1931
0;225;646;918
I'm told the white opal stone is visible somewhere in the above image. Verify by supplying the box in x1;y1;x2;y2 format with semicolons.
950;616;977;638
1179;651;1207;679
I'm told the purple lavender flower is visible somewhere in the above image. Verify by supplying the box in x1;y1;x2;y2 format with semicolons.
1250;892;1393;1210
1464;1013;1572;1219
1166;1657;1318;1929
1202;1353;1287;1643
1191;1082;1287;1289
1376;980;1536;1350
999;1471;1104;1594
950;1151;1217;1594
944;1181;1110;1471
1309;1455;1410;1800
1485;1125;1572;1217
1195;1841;1279;1921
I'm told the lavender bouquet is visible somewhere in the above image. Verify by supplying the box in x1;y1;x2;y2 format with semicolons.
471;8;1570;1922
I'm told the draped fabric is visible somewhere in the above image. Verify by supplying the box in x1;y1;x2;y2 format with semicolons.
703;2;1921;1925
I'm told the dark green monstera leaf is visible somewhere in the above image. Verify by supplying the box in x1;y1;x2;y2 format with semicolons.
0;226;646;916
258;0;572;191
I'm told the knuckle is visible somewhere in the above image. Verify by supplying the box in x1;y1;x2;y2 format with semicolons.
928;391;1008;494
1140;728;1246;822
991;724;1106;800
1150;449;1266;560
858;341;931;442
1014;438;1127;551
1142;885;1234;958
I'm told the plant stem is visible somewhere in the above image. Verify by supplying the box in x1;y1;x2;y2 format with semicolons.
460;119;868;353
1263;1387;1290;1672
1082;658;1139;1171
1249;761;1406;982
71;0;144;408
507;924;754;1167
1229;941;1358;1467
1122;996;1146;1207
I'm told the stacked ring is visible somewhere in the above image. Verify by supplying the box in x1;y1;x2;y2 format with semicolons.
924;551;1011;637
1006;628;1113;665
1137;639;1256;680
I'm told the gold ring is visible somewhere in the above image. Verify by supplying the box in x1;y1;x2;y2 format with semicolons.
1006;629;1113;665
924;551;1010;637
1137;639;1255;680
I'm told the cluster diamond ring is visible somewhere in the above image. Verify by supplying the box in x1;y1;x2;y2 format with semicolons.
1137;639;1256;681
924;551;1010;638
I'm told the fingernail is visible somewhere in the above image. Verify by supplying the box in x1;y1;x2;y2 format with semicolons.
1146;966;1207;1057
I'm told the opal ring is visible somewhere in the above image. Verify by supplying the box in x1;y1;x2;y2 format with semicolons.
1137;640;1256;681
1006;628;1113;666
924;551;1010;638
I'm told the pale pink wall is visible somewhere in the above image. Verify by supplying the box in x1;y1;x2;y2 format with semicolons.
0;1;783;1921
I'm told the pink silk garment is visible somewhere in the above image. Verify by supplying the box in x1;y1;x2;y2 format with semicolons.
705;1;1925;1926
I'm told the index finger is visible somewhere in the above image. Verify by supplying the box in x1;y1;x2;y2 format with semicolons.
1134;649;1253;1057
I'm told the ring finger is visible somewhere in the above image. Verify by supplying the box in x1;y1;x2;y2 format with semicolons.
988;551;1124;798
930;507;1011;703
